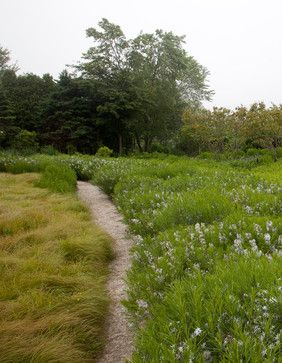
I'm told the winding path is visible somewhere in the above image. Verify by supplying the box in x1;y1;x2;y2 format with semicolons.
77;181;133;363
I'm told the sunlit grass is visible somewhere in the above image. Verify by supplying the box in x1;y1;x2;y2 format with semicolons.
0;173;113;362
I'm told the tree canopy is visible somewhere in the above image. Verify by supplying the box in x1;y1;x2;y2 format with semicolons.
76;18;213;152
1;21;280;156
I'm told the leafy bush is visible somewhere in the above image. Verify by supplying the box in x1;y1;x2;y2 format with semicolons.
11;130;39;153
40;145;59;155
181;103;282;155
197;151;215;159
95;146;113;158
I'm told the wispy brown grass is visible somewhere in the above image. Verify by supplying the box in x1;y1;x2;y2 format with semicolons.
0;173;113;362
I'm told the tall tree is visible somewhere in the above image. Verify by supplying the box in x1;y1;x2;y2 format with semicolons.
40;71;101;153
0;46;18;74
0;87;18;148
76;19;212;153
77;19;135;154
2;72;55;131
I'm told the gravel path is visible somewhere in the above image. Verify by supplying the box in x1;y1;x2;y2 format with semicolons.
77;181;133;363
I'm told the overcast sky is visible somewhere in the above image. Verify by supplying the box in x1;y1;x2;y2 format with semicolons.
1;0;282;109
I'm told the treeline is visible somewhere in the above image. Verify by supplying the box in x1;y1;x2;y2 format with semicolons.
0;19;211;155
0;70;119;154
0;19;281;156
180;103;282;155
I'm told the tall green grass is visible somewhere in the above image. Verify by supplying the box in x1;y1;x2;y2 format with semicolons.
131;256;281;362
35;163;77;193
1;151;281;361
86;155;282;362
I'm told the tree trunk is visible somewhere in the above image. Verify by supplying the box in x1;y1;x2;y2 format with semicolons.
135;133;143;152
144;136;153;152
118;133;123;155
144;136;149;152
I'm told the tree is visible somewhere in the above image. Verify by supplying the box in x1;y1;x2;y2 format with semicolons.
128;30;212;151
239;103;282;149
0;87;18;148
77;18;136;154
40;70;101;153
0;46;18;73
181;103;282;155
76;19;213;153
2;72;55;131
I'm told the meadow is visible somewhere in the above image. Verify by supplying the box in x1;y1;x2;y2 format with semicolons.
0;150;281;362
0;171;113;362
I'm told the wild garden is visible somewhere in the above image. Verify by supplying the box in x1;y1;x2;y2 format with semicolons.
0;16;281;363
0;152;281;361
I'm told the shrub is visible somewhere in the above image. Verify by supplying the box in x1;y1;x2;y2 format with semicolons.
11;130;39;153
95;146;113;158
40;145;59;155
197;151;215;159
66;144;77;155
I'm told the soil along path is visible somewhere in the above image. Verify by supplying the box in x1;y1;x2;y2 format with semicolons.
77;181;133;363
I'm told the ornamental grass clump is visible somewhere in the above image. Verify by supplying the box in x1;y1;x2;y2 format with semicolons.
0;173;112;362
35;163;77;193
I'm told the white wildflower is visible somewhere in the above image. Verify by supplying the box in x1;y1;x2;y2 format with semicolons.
137;299;148;309
264;233;271;244
266;221;273;231
192;327;202;337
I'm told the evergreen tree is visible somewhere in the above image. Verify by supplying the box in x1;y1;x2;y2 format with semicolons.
0;87;18;148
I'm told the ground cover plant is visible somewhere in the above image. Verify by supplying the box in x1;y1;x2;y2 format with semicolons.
90;156;282;362
0;173;113;362
0;151;281;361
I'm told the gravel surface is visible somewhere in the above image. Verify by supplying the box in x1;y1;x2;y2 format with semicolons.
77;181;133;363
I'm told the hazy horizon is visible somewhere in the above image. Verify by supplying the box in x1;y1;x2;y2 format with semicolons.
1;0;282;109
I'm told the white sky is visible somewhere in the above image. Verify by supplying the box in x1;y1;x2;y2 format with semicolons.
1;0;282;109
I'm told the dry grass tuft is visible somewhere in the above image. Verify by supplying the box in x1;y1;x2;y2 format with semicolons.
0;173;113;362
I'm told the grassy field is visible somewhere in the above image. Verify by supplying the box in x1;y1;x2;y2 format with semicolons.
90;156;282;362
0;151;281;362
0;173;113;362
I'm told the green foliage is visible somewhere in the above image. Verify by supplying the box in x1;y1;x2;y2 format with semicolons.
2;29;280;157
0;45;18;73
12;129;39;152
2;157;42;174
40;145;59;155
92;158;145;194
130;256;281;362
0;152;281;360
153;189;234;231
76;155;281;362
77;18;212;153
95;146;113;157
39;71;101;154
36;163;77;193
181;103;282;155
2;72;55;132
0;87;17;148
